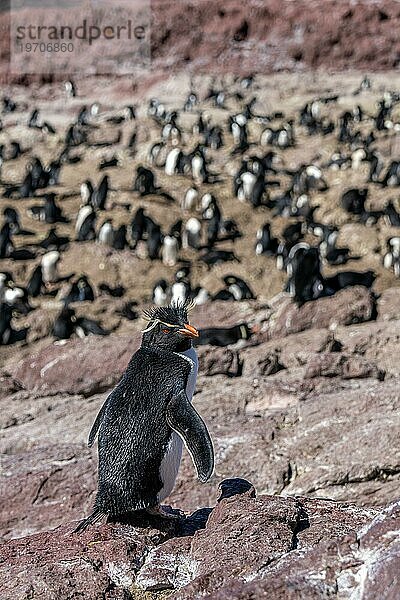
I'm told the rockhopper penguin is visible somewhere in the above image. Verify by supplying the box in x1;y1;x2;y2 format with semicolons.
75;301;214;532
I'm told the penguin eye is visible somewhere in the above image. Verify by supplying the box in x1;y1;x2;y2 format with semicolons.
162;328;170;334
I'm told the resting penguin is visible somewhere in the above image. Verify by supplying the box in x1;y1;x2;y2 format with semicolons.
75;302;214;531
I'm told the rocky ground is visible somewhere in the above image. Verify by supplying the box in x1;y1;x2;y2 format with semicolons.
4;0;400;82
1;286;400;598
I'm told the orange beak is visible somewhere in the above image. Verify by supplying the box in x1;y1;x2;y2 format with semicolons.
178;323;199;338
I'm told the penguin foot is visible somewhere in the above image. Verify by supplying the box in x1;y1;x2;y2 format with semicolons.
146;505;183;520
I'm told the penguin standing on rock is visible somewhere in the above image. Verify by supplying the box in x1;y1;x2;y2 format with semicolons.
75;302;214;531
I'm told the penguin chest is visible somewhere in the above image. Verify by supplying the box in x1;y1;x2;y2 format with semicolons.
157;348;198;502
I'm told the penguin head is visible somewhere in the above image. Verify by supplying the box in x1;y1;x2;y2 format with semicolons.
141;301;198;352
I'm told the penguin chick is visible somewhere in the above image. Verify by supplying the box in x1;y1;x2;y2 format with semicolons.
75;301;214;532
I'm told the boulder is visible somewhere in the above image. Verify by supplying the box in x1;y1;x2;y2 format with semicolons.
268;287;376;340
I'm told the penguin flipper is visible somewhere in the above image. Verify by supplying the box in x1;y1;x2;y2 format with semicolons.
166;390;214;483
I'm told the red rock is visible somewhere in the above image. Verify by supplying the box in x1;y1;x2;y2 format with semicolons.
268;287;376;340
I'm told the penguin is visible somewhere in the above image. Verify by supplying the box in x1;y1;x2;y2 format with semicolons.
384;237;400;277
152;279;169;306
52;307;76;339
165;148;182;176
171;277;191;305
161;235;179;266
97;220;114;246
92;175;109;210
28;193;66;224
286;244;324;305
195;323;253;347
39;228;69;250
81;180;94;205
3;207;21;235
149;142;167;167
53;306;108;340
0;272;12;300
191;148;207;183
26;265;44;297
134;166;156;196
63;276;95;305
99;283;126;298
223;275;256;300
0;302;12;344
130;207;146;248
319;230;351;266
75;302;214;531
255;223;278;256
112;225;128;250
146;220;162;260
65;80;77;97
0;223;14;259
183;218;202;249
75;205;96;241
181;186;199;212
41;251;60;284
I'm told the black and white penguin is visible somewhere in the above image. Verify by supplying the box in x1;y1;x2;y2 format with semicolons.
81;180;94;205
3;207;21;235
53;306;108;340
380;161;400;187
130;207;146;248
384;237;400;277
195;323;253;347
63;275;95;305
171;277;191;305
341;188;368;215
134;166;157;196
223;275;256;300
285;244;324;305
0;302;27;345
255;223;278;256
41;250;60;284
97;220;114;246
75;302;214;530
165;148;182;176
183;218;202;249
319;229;351;266
75;205;96;241
92;175;109;210
39;228;69;251
146;219;163;260
191;147;207;184
0;223;14;259
112;225;128;250
161;235;179;266
65;80;77;97
152;279;170;306
28;193;66;224
26;265;44;297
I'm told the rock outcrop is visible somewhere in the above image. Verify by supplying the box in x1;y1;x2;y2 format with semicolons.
1;291;400;597
1;480;399;599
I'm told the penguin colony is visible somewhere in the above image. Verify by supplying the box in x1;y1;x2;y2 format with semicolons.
2;74;400;347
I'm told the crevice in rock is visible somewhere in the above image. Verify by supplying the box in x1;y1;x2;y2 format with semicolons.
307;465;400;494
